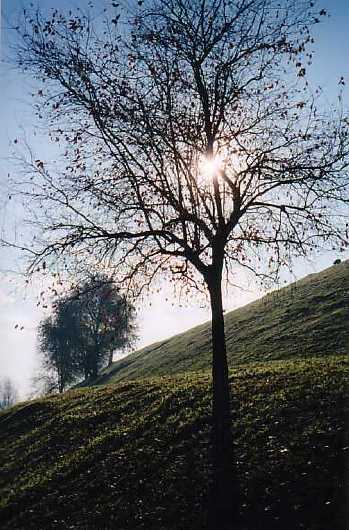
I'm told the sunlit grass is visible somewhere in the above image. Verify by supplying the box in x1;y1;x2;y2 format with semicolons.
95;260;349;386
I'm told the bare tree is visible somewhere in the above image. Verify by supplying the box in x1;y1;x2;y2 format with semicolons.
0;377;18;410
7;0;349;527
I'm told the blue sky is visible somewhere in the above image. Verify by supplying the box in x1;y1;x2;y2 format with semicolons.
0;0;348;397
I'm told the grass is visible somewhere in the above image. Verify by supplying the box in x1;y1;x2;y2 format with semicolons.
95;260;349;386
1;355;348;530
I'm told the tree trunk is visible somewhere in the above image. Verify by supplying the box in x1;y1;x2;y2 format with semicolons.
91;355;98;379
108;350;114;367
92;343;99;379
207;273;239;530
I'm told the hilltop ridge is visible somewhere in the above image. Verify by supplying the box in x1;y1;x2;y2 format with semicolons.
95;260;349;385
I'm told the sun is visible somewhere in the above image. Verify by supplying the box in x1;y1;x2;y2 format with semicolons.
200;154;223;179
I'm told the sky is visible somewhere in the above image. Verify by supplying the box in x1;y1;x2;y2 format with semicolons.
0;0;349;399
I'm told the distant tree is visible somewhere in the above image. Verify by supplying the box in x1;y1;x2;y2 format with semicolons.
0;377;18;410
37;308;80;393
66;275;137;379
7;1;349;527
37;275;137;389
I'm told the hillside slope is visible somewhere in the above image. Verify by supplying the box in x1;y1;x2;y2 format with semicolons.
96;260;349;385
1;356;348;530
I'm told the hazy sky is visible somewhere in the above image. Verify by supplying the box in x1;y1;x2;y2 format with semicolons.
0;0;348;398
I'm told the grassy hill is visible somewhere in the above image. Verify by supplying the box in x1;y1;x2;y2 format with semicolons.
1;355;348;530
1;262;348;529
95;260;349;385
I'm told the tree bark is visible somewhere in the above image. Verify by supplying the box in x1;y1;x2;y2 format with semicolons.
108;350;114;367
207;273;239;530
91;354;98;379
